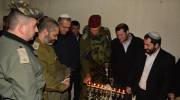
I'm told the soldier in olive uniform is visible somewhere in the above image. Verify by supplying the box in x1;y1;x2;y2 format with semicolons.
80;15;112;99
0;0;45;100
33;17;70;100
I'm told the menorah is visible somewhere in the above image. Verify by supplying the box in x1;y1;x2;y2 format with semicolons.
85;82;126;100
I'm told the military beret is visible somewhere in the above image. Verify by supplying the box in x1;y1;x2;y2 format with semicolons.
88;15;101;28
9;0;43;19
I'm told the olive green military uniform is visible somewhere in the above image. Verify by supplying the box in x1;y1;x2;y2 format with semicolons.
0;0;45;99
33;38;70;100
80;26;111;99
0;32;45;100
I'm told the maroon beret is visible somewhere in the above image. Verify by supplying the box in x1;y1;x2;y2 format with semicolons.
88;15;101;28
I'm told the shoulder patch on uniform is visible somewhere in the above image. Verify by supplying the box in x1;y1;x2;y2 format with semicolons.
33;42;39;50
17;47;30;64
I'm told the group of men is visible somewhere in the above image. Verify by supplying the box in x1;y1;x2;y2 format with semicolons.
0;1;80;100
0;0;179;100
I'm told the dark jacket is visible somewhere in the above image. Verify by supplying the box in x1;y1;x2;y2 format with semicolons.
54;32;80;70
174;58;180;96
128;49;175;100
111;33;144;87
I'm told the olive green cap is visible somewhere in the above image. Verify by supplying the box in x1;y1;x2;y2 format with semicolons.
9;0;43;19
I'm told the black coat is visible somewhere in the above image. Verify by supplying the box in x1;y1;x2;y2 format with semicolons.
54;33;80;70
173;58;180;96
111;33;144;87
129;49;175;100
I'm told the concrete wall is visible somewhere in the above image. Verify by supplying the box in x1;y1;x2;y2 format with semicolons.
0;0;9;29
1;0;180;59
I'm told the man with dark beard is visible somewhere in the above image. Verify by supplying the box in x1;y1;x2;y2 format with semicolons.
33;17;70;100
126;32;175;100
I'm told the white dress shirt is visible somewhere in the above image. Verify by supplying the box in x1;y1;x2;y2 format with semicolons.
122;34;132;53
139;48;160;90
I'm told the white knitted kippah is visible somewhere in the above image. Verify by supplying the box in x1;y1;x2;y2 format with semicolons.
59;14;71;19
146;32;161;40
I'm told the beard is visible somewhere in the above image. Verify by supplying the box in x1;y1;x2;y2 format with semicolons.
44;36;53;45
145;48;157;55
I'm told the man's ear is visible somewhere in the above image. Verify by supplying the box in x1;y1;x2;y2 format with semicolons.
18;24;26;35
127;30;129;34
45;29;49;35
42;29;49;36
155;43;160;48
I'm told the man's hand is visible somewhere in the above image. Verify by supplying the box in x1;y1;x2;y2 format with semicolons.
83;74;91;84
168;92;175;100
126;86;132;94
61;78;70;89
109;77;114;85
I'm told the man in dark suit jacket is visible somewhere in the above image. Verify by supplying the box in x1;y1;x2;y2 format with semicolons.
54;15;81;100
111;23;144;88
126;32;175;100
168;58;180;100
71;20;82;41
174;59;180;99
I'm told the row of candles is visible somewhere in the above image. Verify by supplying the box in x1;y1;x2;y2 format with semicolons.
86;81;126;95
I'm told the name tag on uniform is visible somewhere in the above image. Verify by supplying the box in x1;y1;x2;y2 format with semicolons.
17;48;30;64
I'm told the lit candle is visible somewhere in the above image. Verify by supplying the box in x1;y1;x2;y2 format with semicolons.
97;84;100;87
122;90;125;94
88;81;91;85
94;83;96;86
118;89;121;93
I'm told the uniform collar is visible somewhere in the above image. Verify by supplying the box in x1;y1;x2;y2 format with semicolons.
33;37;49;49
3;31;34;51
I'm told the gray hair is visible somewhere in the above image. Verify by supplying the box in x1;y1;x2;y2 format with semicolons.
38;17;59;33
